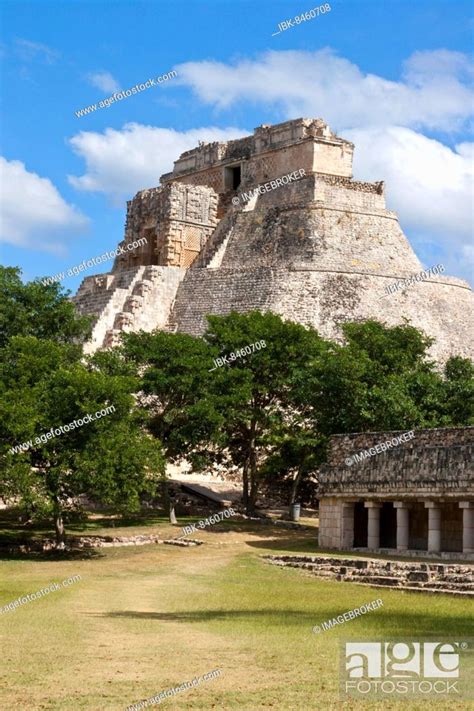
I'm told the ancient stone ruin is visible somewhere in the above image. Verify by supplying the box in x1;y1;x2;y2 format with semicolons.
264;555;474;596
318;426;474;559
74;118;473;362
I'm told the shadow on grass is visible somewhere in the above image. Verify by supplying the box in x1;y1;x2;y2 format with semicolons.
0;507;170;541
65;511;170;533
0;548;103;562
244;531;318;554
101;608;317;625
0;507;173;559
99;608;474;634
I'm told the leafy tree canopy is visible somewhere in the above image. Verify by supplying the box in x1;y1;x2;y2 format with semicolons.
0;336;164;544
0;266;91;348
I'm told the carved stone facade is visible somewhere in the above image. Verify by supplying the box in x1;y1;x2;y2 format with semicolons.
73;117;473;362
318;427;474;560
114;182;218;270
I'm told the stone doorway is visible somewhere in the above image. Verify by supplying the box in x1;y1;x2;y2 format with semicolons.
380;502;396;548
353;502;368;547
224;164;242;190
409;502;428;550
441;502;463;552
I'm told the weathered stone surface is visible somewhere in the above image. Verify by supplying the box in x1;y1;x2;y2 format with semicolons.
317;427;473;557
263;554;474;595
73;118;473;362
318;427;474;497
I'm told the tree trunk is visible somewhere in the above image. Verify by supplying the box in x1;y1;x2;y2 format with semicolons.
242;460;249;511
247;444;259;516
169;501;178;525
289;469;303;507
248;476;259;516
54;499;65;549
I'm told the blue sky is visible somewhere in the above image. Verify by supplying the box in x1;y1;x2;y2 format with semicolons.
1;0;473;291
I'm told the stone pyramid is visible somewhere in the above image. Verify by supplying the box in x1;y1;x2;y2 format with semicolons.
74;118;473;362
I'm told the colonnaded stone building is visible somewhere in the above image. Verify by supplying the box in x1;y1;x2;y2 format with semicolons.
318;427;474;560
74;118;473;361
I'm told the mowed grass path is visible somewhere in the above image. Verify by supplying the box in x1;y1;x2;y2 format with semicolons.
0;520;473;710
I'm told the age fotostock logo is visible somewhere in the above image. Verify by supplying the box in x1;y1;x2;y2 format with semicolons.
341;641;473;699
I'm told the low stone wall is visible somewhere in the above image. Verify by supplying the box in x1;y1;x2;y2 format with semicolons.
2;533;204;554
264;554;474;596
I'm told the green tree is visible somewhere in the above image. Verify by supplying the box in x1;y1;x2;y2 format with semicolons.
125;312;326;514
124;315;473;516
0;266;91;348
303;320;447;434
441;356;474;425
0;336;164;546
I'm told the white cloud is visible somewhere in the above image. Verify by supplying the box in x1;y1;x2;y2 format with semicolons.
171;48;473;281
15;38;59;64
345;126;473;281
174;48;473;132
65;49;473;281
0;157;88;255
68;123;248;204
86;71;121;94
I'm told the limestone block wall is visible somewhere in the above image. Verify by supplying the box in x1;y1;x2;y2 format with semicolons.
215;186;420;274
75;266;187;351
271;271;473;364
327;427;474;466
311;140;353;177
164;119;355;217
168;119;348;176
319;498;343;548
166;141;353;206
318;427;474;499
166;265;473;364
166;267;276;333
242;141;316;186
161;167;227;217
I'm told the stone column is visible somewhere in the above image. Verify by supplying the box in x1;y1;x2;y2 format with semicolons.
394;502;410;552
364;502;382;550
459;502;474;554
341;501;355;549
424;502;441;553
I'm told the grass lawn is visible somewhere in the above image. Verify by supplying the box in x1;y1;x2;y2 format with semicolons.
0;516;473;710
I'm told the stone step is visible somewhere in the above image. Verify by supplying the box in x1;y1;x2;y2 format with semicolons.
343;574;403;586
191;209;237;268
351;582;474;597
419;581;474;591
263;555;474;596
